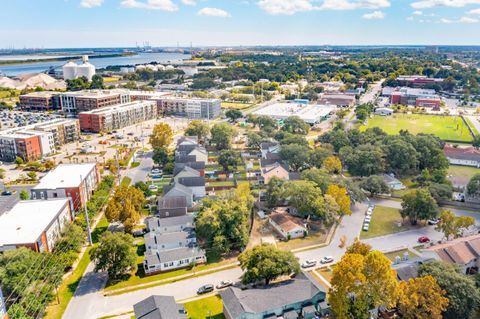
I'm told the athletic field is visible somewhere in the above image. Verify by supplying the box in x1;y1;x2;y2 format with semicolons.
360;114;473;142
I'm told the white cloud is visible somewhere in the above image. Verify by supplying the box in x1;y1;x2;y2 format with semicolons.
468;7;480;14
257;0;390;15
411;0;480;9
257;0;315;15
197;7;231;17
362;10;385;18
412;10;423;14
80;0;103;8
120;0;178;11
181;0;196;5
320;0;390;10
440;16;479;22
459;16;479;22
407;16;415;20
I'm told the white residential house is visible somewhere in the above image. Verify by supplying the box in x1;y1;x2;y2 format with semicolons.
383;174;406;191
268;209;307;240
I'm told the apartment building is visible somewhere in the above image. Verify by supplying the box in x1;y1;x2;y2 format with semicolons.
19;91;61;111
31;163;100;211
78;100;157;132
157;97;221;119
0;199;72;253
59;89;130;114
0;130;54;162
0;119;79;161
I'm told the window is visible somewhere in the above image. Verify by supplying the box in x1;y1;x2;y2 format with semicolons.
40;192;45;199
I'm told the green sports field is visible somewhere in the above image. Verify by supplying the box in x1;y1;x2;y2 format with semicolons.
361;114;473;142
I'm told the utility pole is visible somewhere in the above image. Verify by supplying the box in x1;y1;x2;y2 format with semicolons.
115;148;121;185
81;175;93;245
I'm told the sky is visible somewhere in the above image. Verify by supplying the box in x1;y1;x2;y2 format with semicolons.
1;0;480;47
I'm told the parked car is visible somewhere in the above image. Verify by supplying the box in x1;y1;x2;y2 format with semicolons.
132;229;146;237
428;218;441;225
148;185;158;192
418;236;430;243
1;190;12;196
197;284;214;295
301;260;317;268
216;280;233;289
363;224;369;231
151;168;162;174
320;256;334;264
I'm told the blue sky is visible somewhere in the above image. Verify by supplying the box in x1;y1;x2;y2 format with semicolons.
1;0;480;47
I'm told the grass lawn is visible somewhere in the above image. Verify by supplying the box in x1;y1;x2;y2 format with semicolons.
208;181;235;187
465;117;480;136
448;165;480;180
184;295;225;319
361;114;473;142
360;206;419;239
317;266;334;283
221;102;254;110
104;257;234;293
384;249;418;262
276;229;329;251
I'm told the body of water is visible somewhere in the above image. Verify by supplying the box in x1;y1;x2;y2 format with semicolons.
0;52;191;76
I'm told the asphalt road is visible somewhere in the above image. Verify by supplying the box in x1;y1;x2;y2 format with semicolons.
123;151;154;185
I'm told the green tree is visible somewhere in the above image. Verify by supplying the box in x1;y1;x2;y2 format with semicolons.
149;123;173;149
279;143;310;171
322;155;342;174
282;116;310;135
26;171;37;181
401;189;438;225
467;173;480;198
105;185;145;232
246;131;265;149
210;122;237;150
266;176;285;207
428;182;453;203
15;156;24;165
134;181;153;197
301;168;332;193
218;149;241;172
225;109;243;122
91;232;137;279
152;147;169;166
359;175;390;197
473;135;480;149
19;189;29;200
340;144;385;176
54;224;85;253
238;244;300;285
185;120;210;142
419;261;480;319
90;74;105;89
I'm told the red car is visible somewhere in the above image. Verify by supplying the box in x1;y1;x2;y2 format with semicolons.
418;236;430;243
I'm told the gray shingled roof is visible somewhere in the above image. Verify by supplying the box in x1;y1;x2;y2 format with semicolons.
175;154;197;163
146;215;194;231
133;295;187;319
173;165;200;178
145;246;206;264
174;162;206;175
220;272;326;319
157;196;187;209
145;230;196;248
163;183;193;197
178;176;205;187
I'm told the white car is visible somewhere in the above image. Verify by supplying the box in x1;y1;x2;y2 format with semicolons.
148;185;158;191
364;217;372;222
363;224;370;231
151;168;162;174
301;260;317;268
320;256;334;264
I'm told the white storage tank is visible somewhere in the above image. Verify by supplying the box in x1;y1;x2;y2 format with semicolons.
165;65;174;70
135;65;146;71
157;65;166;71
62;61;77;80
76;56;96;81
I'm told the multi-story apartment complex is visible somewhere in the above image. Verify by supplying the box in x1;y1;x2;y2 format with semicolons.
19;91;61;111
59;89;130;114
31;163;100;211
32;118;80;147
157;97;221;119
78;100;157;132
0;119;80;161
0;130;55;162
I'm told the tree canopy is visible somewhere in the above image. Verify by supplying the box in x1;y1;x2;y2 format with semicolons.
238;244;300;285
149;123;173;150
400;189;438;225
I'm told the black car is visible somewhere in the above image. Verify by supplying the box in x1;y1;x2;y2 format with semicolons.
1;191;12;196
197;284;214;295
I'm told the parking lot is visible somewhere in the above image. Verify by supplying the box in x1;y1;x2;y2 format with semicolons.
0;182;35;215
0;109;61;129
